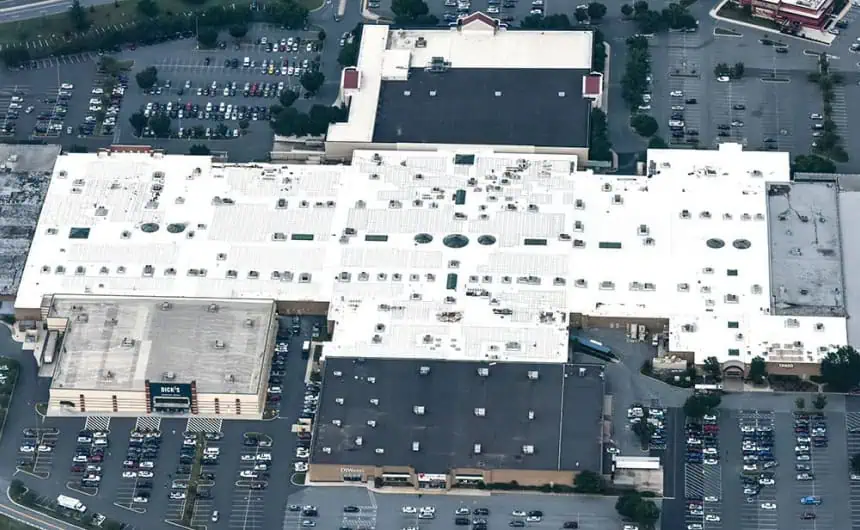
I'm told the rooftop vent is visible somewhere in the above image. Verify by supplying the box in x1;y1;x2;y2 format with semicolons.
473;443;482;454
366;420;377;427
527;370;539;380
412;441;420;452
413;405;425;415
419;365;431;375
121;337;135;348
335;397;345;405
575;199;585;209
680;209;691;219
369;398;379;405
207;304;219;313
477;367;490;377
355;436;363;446
528;410;535;420
474;407;486;417
214;339;225;349
522;445;535;455
375;448;385;454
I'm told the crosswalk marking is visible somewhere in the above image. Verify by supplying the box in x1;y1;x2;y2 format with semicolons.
84;416;111;431
186;417;223;433
134;416;161;432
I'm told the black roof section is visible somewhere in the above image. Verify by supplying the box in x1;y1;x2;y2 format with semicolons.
311;358;605;474
372;68;592;148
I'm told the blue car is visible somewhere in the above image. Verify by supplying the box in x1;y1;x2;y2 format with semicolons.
800;496;821;505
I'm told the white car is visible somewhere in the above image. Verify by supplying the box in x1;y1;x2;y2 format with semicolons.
73;455;88;463
761;503;776;510
795;445;810;452
717;75;731;82
526;515;542;522
688;525;703;530
138;470;154;478
731;120;744;127
269;386;282;394
91;88;103;94
239;470;258;478
797;436;811;443
687;438;701;445
703;448;718;455
704;496;719;502
123;471;138;478
669;120;685;128
402;506;417;514
512;510;526;517
704;459;719;465
638;104;652;111
256;453;272;461
744;465;758;471
139;461;154;469
133;496;149;503
254;463;269;471
670;90;684;97
642;94;652;102
671;105;685;111
421;506;436;514
759;478;774;485
294;462;308;472
61;83;74;90
19;445;35;453
241;455;256;461
170;492;186;500
705;515;721;522
810;113;823;120
742;425;755;433
93;431;107;439
703;414;717;421
86;465;101;472
37;445;52;453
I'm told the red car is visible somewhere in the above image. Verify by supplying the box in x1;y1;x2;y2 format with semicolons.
70;464;85;472
89;455;103;463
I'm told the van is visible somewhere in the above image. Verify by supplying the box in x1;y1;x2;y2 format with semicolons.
243;57;251;67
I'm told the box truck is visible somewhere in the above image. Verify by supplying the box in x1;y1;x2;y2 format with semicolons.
57;495;87;513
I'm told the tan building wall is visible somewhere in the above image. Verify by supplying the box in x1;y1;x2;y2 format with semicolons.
49;387;264;418
323;141;589;165
573;313;669;336
308;463;576;489
765;361;820;378
276;300;329;316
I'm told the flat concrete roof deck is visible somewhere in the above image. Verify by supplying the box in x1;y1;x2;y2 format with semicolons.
49;295;275;394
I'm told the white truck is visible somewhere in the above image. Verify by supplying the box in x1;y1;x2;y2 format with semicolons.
302;341;310;355
57;494;87;513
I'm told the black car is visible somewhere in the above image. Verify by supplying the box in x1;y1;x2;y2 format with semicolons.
527;511;543;518
197;490;212;499
302;509;318;517
733;104;746;110
672;131;684;138
204;57;211;65
671;113;684;120
563;523;579;529
685;98;697;104
455;518;470;526
776;47;788;53
509;522;525;528
250;482;266;490
343;506;360;513
138;480;153;488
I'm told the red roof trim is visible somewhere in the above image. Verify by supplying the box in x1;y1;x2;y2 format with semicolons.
343;67;359;90
584;75;602;96
459;11;498;28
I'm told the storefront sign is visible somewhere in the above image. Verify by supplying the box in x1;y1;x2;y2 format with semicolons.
148;381;193;411
778;363;794;368
417;473;447;482
382;473;411;478
340;467;364;475
454;475;484;481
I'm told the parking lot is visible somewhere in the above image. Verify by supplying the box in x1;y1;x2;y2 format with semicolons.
0;24;342;160
846;413;860;530
282;487;622;529
16;427;59;480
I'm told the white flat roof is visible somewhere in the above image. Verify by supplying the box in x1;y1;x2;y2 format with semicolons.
17;145;848;365
327;19;594;145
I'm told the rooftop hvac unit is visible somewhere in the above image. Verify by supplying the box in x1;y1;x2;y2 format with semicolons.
355;436;363;446
412;441;420;452
214;340;225;350
164;371;176;380
528;410;535;420
121;337;135;348
158;301;170;310
474;407;486;417
333;370;343;377
579;367;587;377
419;366;431;375
375;448;385;454
335;398;345;405
413;405;425;415
366;420;377;427
332;419;342;426
527;370;539;380
474;443;482;454
368;377;376;384
369;398;379;406
477;367;490;377
323;447;332;453
207;304;219;313
522;445;535;455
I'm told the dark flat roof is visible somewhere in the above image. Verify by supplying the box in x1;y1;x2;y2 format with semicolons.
372;68;592;148
311;358;605;474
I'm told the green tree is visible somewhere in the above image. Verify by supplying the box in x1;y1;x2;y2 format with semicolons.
137;0;159;17
0;47;31;68
812;393;827;410
702;356;722;381
9;480;24;500
338;42;359;67
621;3;634;16
683;393;721;418
229;24;248;40
69;0;90;31
634;499;661;529
148;114;171;138
714;62;731;78
795;397;806;410
592;29;606;73
632;419;654;448
630;114;659;137
748;356;767;384
279;89;298;108
300;71;325;95
733;62;745;78
238;119;250;131
820;346;860;392
851;453;860;474
589;108;613;162
574;470;605;493
135;66;158;90
189;144;211;155
197;28;219;49
129;112;147;136
318;30;326;42
648;136;667;149
615;491;642;519
575;7;589;22
391;0;429;18
587;2;607;19
633;0;649;14
793;154;836;174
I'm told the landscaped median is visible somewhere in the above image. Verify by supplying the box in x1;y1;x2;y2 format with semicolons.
0;357;20;441
8;480;123;530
